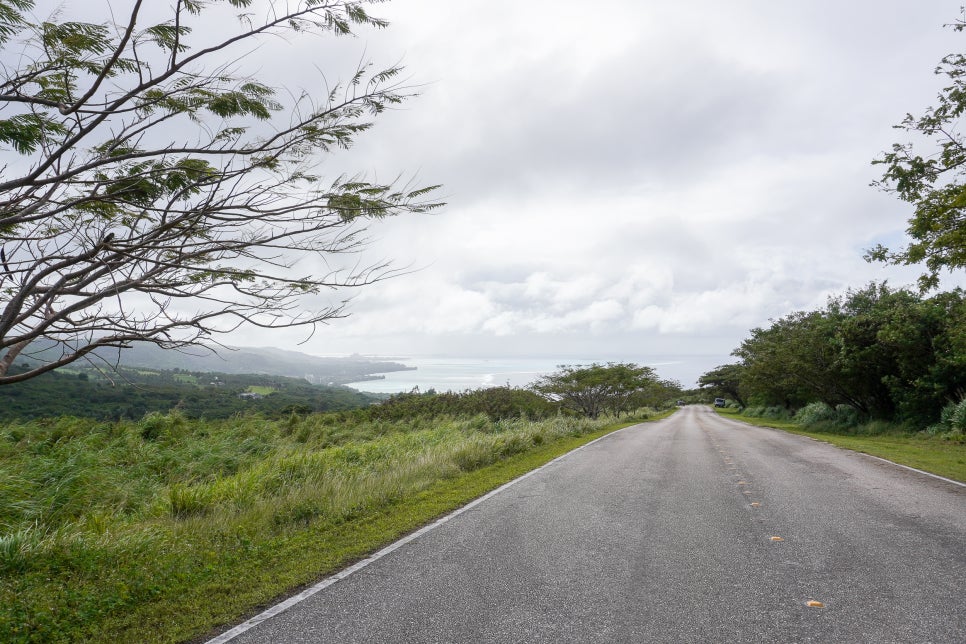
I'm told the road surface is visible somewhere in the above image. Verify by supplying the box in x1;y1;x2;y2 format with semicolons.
214;406;966;643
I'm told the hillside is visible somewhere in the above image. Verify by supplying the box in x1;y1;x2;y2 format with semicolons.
0;364;386;421
19;341;413;384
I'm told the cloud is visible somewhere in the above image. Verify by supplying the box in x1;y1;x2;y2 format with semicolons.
130;0;966;376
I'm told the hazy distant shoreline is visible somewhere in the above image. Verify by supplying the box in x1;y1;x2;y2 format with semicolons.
346;355;731;393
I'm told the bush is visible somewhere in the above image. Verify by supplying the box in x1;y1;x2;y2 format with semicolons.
795;402;837;426
949;398;966;432
741;406;792;420
834;404;861;428
928;396;966;438
792;402;863;431
368;387;559;422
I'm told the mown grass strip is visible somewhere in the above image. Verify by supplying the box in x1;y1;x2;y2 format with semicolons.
105;415;668;644
714;408;966;483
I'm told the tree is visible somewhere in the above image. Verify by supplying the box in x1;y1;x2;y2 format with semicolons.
867;11;966;291
0;0;440;384
698;363;746;407
530;362;657;419
730;283;966;425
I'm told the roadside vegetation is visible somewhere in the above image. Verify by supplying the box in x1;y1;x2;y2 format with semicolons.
698;283;965;484
713;407;966;483
0;365;382;422
0;383;670;643
700;283;965;433
701;284;965;429
531;362;682;419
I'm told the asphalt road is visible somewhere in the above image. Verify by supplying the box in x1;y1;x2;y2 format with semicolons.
215;406;966;643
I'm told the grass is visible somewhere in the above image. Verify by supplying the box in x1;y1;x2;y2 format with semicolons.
714;407;966;483
244;385;275;395
0;410;669;643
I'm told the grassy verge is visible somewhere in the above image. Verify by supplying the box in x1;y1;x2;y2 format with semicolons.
1;411;668;643
714;408;966;483
183;419;650;643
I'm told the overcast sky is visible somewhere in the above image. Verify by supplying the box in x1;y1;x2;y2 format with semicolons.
245;1;964;377
35;1;966;385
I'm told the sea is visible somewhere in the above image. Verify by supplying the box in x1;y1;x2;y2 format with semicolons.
344;355;730;394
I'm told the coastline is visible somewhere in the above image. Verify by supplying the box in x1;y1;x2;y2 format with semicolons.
345;355;730;394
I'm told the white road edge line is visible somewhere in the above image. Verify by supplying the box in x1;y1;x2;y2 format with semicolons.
721;412;966;489
204;421;646;644
861;453;966;489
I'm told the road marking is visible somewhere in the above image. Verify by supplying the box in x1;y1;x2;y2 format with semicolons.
860;454;966;488
750;502;761;507
203;422;648;643
722;415;966;489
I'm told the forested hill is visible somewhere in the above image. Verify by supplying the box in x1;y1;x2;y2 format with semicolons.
0;365;386;422
20;342;413;384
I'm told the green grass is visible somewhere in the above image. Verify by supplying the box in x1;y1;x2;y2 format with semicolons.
0;410;669;643
245;385;276;395
715;407;966;483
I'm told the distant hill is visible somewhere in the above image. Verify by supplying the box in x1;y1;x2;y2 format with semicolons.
20;341;413;385
0;364;386;421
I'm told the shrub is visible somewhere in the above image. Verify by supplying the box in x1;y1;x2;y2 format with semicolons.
741;406;791;420
950;398;966;432
763;406;791;420
929;396;966;437
834;404;861;428
795;402;837;426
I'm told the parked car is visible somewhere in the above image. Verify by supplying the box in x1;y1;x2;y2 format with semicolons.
713;398;726;408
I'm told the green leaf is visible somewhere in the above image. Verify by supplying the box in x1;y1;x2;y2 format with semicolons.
0;0;32;45
0;113;68;154
143;22;191;52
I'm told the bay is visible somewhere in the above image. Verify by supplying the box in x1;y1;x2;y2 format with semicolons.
345;355;730;394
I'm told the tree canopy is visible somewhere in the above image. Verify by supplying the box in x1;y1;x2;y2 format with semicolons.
0;0;440;384
868;11;966;290
706;283;966;426
530;362;666;418
697;363;746;408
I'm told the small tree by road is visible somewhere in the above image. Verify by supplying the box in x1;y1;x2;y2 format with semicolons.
0;0;440;384
530;362;659;419
698;363;747;408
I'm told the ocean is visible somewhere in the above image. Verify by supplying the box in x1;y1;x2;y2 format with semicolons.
344;355;730;394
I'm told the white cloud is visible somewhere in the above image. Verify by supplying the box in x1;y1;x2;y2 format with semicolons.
186;0;966;379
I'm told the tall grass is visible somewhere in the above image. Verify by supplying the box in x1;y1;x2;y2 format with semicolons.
0;410;632;642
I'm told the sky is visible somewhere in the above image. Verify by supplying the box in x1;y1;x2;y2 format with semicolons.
26;1;966;386
258;0;966;380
